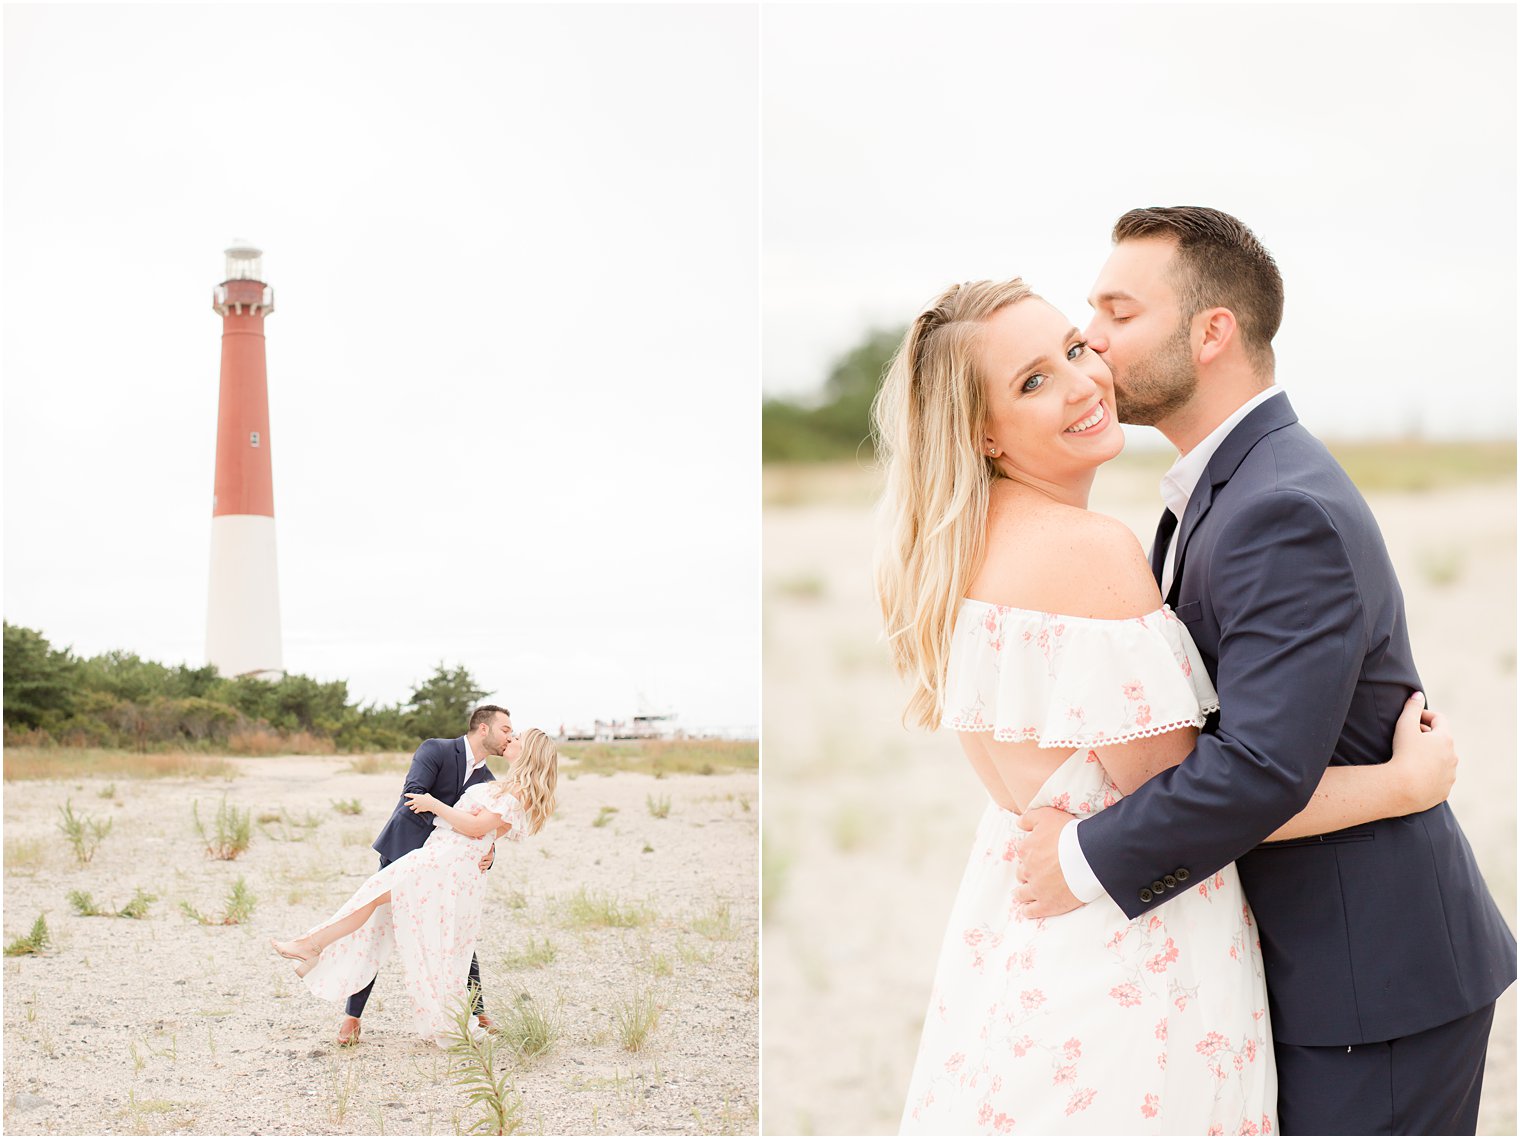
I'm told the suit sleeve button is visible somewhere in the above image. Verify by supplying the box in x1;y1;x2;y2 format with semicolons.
1175;868;1190;881
1163;874;1177;888
1151;880;1166;893
1138;888;1153;903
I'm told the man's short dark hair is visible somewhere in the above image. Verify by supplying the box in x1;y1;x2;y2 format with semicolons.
468;704;511;732
1113;206;1284;373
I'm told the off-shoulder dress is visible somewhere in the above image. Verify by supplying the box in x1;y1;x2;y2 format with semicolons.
900;602;1277;1135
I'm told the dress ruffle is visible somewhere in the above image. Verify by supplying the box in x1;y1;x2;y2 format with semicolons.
944;602;1219;748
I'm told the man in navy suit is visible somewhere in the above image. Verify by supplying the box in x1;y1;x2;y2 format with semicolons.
1017;207;1515;1133
335;703;514;1046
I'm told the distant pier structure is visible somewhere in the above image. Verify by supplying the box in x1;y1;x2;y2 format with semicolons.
205;241;283;680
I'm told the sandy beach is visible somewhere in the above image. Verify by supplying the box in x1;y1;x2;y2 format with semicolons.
761;458;1516;1135
3;756;758;1135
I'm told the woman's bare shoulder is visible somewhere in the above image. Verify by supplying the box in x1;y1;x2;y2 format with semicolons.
978;502;1160;619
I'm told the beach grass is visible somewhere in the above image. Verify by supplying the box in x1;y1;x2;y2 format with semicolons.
3;747;239;782
561;887;654;929
560;738;757;778
764;441;1515;509
345;753;409;775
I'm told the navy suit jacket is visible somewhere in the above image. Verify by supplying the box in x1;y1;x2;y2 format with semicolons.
371;737;497;865
1077;394;1514;1046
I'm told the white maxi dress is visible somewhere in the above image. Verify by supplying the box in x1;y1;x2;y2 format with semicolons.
296;783;528;1047
900;602;1277;1135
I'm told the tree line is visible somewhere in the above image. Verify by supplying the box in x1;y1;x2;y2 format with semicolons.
762;326;903;462
3;621;489;754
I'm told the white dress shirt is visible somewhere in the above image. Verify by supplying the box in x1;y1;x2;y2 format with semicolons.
1057;386;1286;904
431;735;492;830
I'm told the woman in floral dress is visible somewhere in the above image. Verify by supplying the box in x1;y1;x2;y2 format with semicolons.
871;280;1455;1134
272;727;558;1047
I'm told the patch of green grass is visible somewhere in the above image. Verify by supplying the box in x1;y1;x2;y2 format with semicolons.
194;796;251;860
1325;439;1515;493
98;782;117;799
502;935;556;971
498;887;529;909
5;836;46;874
326;1056;359;1126
117;889;156;919
612;986;662;1052
67;890;109;917
345;753;409;775
773;573;826;599
562;887;654;929
646;793;671;819
57;798;112;864
559;738;757;778
676;939;711;966
3;747;238;782
497;990;560;1060
5;914;51;956
118;1089;179;1126
591;806;619;828
72;888;156;919
258;806;323;843
690;898;736;940
762;830;790;919
180;877;255;926
331;797;363;816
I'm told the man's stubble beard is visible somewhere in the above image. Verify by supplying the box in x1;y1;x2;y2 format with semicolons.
1112;318;1199;427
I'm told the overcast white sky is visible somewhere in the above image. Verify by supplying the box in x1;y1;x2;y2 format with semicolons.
4;4;759;734
763;3;1517;445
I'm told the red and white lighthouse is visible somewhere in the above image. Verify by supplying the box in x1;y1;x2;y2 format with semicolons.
206;241;283;680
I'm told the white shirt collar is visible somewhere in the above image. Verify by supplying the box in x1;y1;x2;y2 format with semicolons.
1159;386;1284;519
461;735;489;776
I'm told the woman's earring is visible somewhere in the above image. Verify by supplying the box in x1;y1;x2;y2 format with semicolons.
987;447;999;457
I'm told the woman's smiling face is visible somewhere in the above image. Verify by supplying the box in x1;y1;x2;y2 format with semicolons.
976;297;1123;486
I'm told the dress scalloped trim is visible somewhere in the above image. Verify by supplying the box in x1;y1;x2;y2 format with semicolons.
948;709;1221;748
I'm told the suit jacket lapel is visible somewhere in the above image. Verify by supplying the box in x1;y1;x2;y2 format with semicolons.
452;738;469;800
1168;393;1300;604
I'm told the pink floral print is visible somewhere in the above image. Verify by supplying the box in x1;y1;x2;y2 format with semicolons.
297;785;530;1048
945;601;1219;748
902;607;1275;1134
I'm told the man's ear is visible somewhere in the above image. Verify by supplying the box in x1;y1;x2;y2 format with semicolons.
1195;308;1237;366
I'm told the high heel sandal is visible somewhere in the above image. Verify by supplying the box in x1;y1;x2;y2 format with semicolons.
270;936;321;976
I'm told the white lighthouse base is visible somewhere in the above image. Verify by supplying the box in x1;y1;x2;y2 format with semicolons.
206;514;284;680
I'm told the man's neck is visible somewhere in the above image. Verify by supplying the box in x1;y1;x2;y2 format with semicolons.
466;734;487;763
1161;373;1275;456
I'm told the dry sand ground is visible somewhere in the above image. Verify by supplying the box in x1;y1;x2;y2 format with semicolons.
761;460;1516;1136
3;757;758;1135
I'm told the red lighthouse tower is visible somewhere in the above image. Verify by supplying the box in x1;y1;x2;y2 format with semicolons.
206;241;283;679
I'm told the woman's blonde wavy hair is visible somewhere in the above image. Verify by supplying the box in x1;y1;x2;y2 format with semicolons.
491;728;558;835
871;278;1035;730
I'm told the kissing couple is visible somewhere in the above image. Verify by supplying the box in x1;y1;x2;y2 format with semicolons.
879;207;1515;1134
271;705;557;1048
